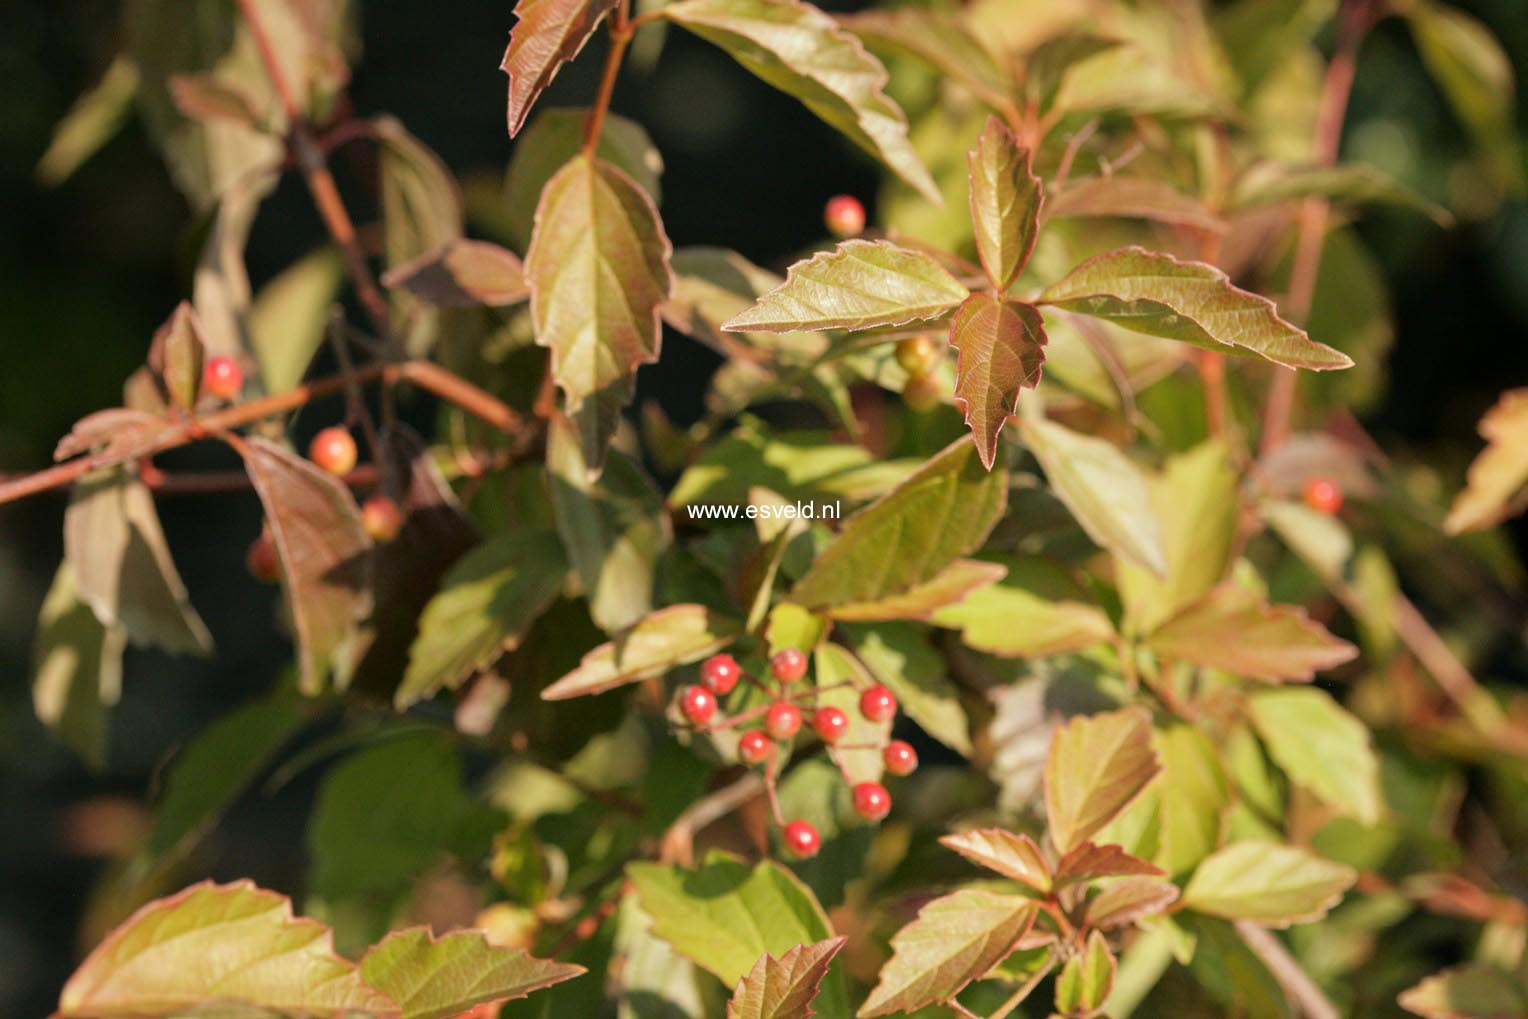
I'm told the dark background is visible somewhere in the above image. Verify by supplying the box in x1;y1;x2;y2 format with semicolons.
2;1;1526;1015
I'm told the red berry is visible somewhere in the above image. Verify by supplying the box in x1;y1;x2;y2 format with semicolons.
202;356;243;401
884;740;918;776
361;495;404;543
771;648;808;684
824;194;866;238
1303;477;1344;515
700;653;742;695
309;427;358;476
765;701;803;741
852;782;892;822
859;685;898;723
680;685;717;725
902;372;942;413
812;706;850;744
738;729;771;764
783;819;821;859
895;335;943;380
246;533;280;583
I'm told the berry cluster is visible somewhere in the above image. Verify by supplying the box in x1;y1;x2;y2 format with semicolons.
676;649;919;860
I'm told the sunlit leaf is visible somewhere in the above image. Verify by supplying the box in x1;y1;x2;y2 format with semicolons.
967;117;1041;291
722;240;967;334
938;828;1052;893
1044;707;1160;854
382;239;529;307
1182;841;1356;927
838;8;1010;106
1038;246;1352;370
726;937;846;1019
32;563;126;769
542;605;741;700
932;555;1116;658
1445;388;1528;534
1398;964;1528;1019
1054;842;1163;887
1248;688;1383;824
829;558;1005;622
950;295;1046;469
1146;584;1357;682
840;621;973;754
1054;929;1115;1016
502;0;620;136
812;644;891;784
361;927;584;1019
1085;878;1179;932
1152;724;1231;876
250;247;345;393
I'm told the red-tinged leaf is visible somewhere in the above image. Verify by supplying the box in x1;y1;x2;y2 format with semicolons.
1082;877;1179;930
526;153;673;469
55;880;398;1019
727;937;847;1019
938;828;1052;893
168;72;265;131
827;558;1005;622
53;408;170;464
1044;707;1161;854
360;927;585;1019
1182;841;1356;927
1054;842;1164;887
238;437;372;694
858;889;1036;1017
949;294;1046;470
1399;964;1528;1019
381;239;529;307
1445;387;1528;534
722;240;968;334
1046;175;1226;232
1053;929;1115;1016
1146;584;1358;683
146;301;207;410
1038;246;1352;371
662;0;937;202
541;604;741;700
967;117;1041;291
501;0;619;136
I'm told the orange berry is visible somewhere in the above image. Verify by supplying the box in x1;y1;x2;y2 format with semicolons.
202;356;243;401
824;195;866;238
1303;477;1344;515
361;495;404;543
308;427;358;476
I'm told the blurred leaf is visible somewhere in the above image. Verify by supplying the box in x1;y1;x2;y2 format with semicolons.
723;240;967;333
56;881;396;1019
145;301;206;411
1045;707;1160;854
1181;841;1356;926
830;558;1004;623
169;72;265;130
1445;388;1528;534
382;239;529;307
1046;175;1225;232
791;438;1005;608
360;928;584;1019
839;621;972;754
64;467;212;656
32;563;125;769
1054;842;1163;887
839;7;1010;105
967;117;1041;291
1021;33;1120;110
812;644;891;784
542;605;740;700
664;247;829;362
1232;161;1452;225
397;532;566;707
859;889;1035;1017
375;115;464;269
36;56;140;186
726;938;846;1019
1022;416;1166;575
932;555;1115;658
1398;964;1528;1019
1181;915;1289;1019
669;423;911;508
1213;0;1334;98
250;247;345;393
1248;688;1383;824
1146;584;1357;682
1084;880;1177;932
1054;929;1115;1016
663;0;937;201
501;0;619;136
548;414;670;634
629;853;848;1019
1151;724;1231;877
238;437;372;694
1039;247;1352;370
194;168;276;359
950;295;1047;469
613;896;716;1019
937;828;1052;892
526;154;673;469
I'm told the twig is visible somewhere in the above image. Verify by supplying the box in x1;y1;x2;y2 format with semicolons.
584;0;634;155
986;956;1054;1019
658;771;766;864
1235;921;1341;1019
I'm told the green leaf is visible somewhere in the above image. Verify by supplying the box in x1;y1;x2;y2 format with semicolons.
727;938;847;1019
36;55;140;186
1232;161;1453;225
663;0;937;201
1038;247;1352;371
1020;33;1121;111
250;247;345;393
1044;707;1161;854
239;437;372;694
629;853;848;1019
967;117;1041;291
1055;930;1115;1016
812;644;892;784
1181;915;1290;1019
1152;724;1231;877
932;555;1116;658
1046;174;1225;232
548;414;670;634
1146;584;1357;682
859;889;1036;1017
526;153;673;468
669;422;909;508
1022;417;1166;575
721;240;967;333
1399;964;1528;1019
375;116;464;269
64;467;212;656
382;239;529;307
790;437;1006;609
501;0;619;136
1117;440;1237;635
949;295;1047;469
397;532;567;707
56;881;397;1019
32;563;125;769
837;8;1010;107
938;828;1052;892
830;558;1005;623
665;247;829;363
614;897;718;1019
145;301;206;412
542;604;741;700
839;621;973;755
1445;388;1528;534
361;928;585;1019
1182;841;1356;927
1248;688;1383;825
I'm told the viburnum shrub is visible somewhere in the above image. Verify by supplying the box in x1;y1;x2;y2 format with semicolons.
15;0;1528;1017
